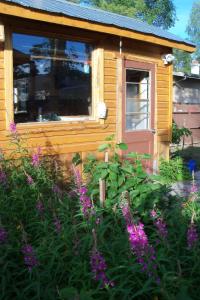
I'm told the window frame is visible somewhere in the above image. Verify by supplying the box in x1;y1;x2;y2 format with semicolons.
5;25;104;129
125;68;151;131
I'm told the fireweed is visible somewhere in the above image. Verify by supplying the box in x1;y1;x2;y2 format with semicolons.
90;249;114;288
9;121;17;135
79;186;93;218
121;200;159;283
72;165;82;192
26;174;34;185
52;184;62;197
21;244;38;271
0;227;8;244
36;201;45;215
0;170;7;186
187;223;198;249
32;147;41;167
150;210;168;241
54;217;62;234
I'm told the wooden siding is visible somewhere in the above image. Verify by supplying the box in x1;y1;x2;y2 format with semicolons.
0;17;173;164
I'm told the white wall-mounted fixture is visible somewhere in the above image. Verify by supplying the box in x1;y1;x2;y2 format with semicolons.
98;102;107;119
162;54;175;65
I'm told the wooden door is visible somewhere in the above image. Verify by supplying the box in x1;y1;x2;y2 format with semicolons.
122;60;155;168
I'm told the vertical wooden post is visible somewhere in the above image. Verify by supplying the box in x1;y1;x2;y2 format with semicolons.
99;178;106;208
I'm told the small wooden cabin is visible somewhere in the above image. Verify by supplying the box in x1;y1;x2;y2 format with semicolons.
0;0;195;169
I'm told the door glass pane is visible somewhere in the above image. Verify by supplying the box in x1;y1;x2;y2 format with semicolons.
126;69;150;131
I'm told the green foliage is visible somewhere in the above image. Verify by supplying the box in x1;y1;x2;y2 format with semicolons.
187;1;200;60
68;0;176;29
173;49;192;74
1;133;200;299
172;121;192;145
159;156;191;184
83;140;165;214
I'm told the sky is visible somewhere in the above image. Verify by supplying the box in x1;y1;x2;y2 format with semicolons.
169;0;195;39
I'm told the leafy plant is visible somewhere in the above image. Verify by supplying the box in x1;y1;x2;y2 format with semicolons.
159;156;191;184
172;121;192;145
82;138;165;215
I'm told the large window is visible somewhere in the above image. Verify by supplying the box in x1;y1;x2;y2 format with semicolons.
126;69;150;130
13;33;93;123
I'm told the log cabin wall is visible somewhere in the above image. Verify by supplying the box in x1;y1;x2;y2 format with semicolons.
0;16;172;168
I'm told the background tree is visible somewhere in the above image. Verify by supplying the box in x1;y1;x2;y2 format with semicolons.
186;1;200;61
68;0;176;30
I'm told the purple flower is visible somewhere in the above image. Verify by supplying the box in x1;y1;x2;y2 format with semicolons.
72;165;82;191
190;184;198;193
32;147;41;167
0;227;8;244
54;217;62;234
22;244;38;271
187;224;198;249
150;210;168;240
0;170;7;186
52;184;62;196
150;209;157;218
26;174;34;185
121;201;159;283
36;201;45;214
154;218;168;240
79;186;93;218
9;122;17;134
120;202;132;225
90;249;114;288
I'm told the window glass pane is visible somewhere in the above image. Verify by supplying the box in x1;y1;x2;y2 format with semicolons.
126;114;149;131
13;33;92;123
126;69;150;130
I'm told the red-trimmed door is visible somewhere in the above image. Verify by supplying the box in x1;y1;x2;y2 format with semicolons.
122;60;155;168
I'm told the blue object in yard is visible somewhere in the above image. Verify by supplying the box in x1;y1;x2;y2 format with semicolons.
187;159;197;173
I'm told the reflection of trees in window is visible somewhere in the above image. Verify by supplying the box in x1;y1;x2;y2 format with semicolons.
13;33;93;123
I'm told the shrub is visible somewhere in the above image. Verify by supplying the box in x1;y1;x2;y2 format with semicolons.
0;129;200;300
159;156;191;184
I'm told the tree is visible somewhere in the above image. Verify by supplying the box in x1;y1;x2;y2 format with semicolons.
67;0;176;30
173;49;192;74
186;1;200;60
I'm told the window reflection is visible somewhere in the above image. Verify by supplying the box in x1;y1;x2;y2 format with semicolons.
13;33;92;123
126;69;150;130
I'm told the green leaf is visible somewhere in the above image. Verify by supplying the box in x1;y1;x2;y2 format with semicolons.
98;143;109;152
105;134;115;141
72;153;82;166
117;142;128;150
126;152;138;159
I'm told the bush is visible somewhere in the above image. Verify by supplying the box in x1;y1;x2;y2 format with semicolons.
0;128;200;300
159;157;191;184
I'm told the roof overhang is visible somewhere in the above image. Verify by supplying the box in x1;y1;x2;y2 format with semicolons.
0;1;196;53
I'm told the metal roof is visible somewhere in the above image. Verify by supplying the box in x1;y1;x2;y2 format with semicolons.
1;0;195;47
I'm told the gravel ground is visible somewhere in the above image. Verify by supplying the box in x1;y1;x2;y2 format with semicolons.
171;171;200;198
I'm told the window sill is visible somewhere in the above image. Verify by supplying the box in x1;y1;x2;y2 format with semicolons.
15;118;107;134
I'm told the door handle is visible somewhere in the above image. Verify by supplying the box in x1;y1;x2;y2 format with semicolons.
151;129;156;134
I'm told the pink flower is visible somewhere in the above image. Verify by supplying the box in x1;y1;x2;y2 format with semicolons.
32;147;41;167
150;210;157;218
90;249;114;288
26;175;34;185
9;122;17;134
190;184;198;193
187;224;198;249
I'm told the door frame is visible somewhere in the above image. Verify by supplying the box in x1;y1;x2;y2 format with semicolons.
121;59;156;162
